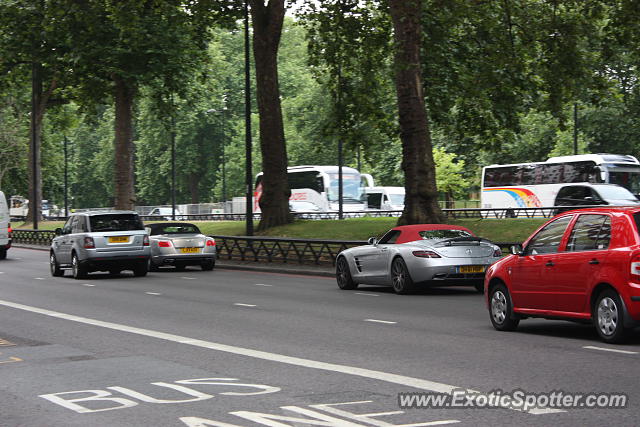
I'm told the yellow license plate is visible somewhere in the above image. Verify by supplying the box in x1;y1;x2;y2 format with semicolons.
180;247;200;254
460;265;486;274
108;236;129;243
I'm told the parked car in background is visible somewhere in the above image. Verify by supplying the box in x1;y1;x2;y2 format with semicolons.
364;186;405;211
148;207;183;220
50;211;150;279
336;224;503;294
485;207;640;343
0;191;10;260
147;222;216;271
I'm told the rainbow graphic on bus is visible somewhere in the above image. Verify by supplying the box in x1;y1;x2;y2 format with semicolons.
482;188;542;208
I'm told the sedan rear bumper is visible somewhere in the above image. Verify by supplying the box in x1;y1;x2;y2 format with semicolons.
152;254;216;266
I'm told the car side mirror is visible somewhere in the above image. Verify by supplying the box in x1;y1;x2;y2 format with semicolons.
367;237;378;246
55;228;63;236
510;244;524;256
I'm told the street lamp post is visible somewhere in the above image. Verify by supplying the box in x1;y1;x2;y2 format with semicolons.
63;135;68;217
244;0;254;236
171;97;177;221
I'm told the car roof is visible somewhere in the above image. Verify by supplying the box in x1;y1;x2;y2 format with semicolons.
73;210;139;216
391;224;475;244
556;206;640;216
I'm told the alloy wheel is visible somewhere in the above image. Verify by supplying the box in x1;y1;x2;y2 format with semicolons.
491;290;507;325
597;297;619;336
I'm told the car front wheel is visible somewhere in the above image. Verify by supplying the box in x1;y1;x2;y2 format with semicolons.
489;284;519;331
594;289;628;344
336;257;357;290
391;257;415;295
50;252;64;277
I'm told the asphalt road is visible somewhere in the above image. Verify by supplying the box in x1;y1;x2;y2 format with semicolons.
0;247;639;426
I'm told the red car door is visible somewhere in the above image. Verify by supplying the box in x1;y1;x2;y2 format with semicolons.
549;214;611;314
511;216;573;310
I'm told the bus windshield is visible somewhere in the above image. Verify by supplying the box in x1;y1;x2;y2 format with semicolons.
327;174;363;202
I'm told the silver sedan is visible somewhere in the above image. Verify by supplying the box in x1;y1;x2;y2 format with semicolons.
335;224;503;294
147;223;216;271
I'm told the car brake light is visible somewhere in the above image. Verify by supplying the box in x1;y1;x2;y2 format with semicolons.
413;250;441;258
493;248;502;257
143;235;150;246
7;223;11;235
84;236;95;249
206;239;216;247
158;240;171;247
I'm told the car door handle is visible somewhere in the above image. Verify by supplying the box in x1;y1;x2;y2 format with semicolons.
545;261;554;267
589;259;600;265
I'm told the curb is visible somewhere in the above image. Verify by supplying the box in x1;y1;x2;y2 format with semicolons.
11;244;335;278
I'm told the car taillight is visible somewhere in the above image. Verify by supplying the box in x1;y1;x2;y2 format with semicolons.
158;240;171;247
7;223;11;236
413;250;441;258
493;248;502;257
84;237;95;249
143;235;150;246
206;239;216;247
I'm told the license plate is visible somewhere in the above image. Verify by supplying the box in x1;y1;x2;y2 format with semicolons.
108;236;129;243
459;265;486;274
180;247;200;254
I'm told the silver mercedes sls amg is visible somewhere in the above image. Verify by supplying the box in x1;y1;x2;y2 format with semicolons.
147;222;216;271
335;224;503;294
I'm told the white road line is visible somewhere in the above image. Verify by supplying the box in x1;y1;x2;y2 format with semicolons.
355;292;379;297
254;283;272;287
234;303;257;307
81;284;95;287
0;298;561;415
181;277;196;280
0;272;4;274
145;292;162;296
583;345;638;355
34;277;45;280
365;319;397;324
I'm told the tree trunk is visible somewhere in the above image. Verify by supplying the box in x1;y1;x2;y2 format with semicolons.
249;0;292;231
189;172;199;204
389;0;444;225
113;75;137;210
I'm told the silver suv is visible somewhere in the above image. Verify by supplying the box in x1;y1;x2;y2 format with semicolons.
50;211;150;279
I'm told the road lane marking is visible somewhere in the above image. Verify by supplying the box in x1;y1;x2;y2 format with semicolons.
583;346;638;355
181;277;196;280
234;303;257;307
364;319;397;324
82;284;95;287
0;298;561;415
145;292;162;296
0;272;4;274
254;283;272;287
34;277;45;280
355;292;379;297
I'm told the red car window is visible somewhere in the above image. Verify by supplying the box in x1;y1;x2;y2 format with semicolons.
566;215;611;252
524;216;572;255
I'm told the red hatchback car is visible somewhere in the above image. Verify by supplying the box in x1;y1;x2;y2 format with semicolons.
485;207;640;343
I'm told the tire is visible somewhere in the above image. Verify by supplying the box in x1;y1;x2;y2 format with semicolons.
133;261;148;277
50;252;64;277
489;283;519;331
109;269;121;276
71;253;88;280
0;248;6;260
336;257;357;290
201;259;215;271
594;289;629;344
174;264;186;272
148;259;160;272
474;282;485;294
391;257;415;295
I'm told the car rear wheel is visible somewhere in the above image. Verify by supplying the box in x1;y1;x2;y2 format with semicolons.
489;284;519;331
391;257;415;295
148;259;160;272
594;289;628;344
133;261;148;277
474;282;484;294
50;252;64;277
201;259;215;271
109;269;121;276
71;253;88;280
336;257;357;290
174;264;186;272
0;248;6;260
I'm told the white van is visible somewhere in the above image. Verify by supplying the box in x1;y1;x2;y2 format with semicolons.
0;191;10;259
364;186;405;210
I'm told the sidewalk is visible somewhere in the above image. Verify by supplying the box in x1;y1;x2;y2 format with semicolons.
11;244;335;278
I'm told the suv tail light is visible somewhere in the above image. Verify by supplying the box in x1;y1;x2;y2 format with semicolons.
158;240;171;248
206;239;216;247
143;235;150;246
493;248;502;257
413;250;441;258
84;236;95;249
7;223;11;236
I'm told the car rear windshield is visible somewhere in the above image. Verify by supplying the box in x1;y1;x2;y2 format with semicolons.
152;224;200;235
419;230;473;239
89;214;144;232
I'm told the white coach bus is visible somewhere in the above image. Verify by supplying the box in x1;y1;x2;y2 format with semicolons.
481;154;640;209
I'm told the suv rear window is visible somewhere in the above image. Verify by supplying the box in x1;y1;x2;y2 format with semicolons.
89;214;144;232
